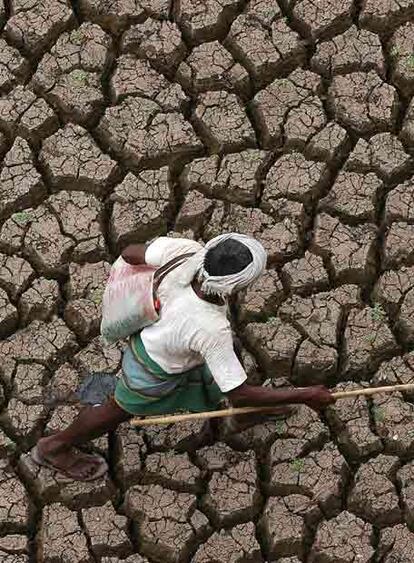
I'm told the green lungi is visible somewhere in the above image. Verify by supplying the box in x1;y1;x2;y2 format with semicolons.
114;333;224;416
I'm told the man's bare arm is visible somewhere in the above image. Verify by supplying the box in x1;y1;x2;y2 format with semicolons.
121;244;148;265
227;382;333;411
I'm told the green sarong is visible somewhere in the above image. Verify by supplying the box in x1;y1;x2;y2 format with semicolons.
114;333;224;416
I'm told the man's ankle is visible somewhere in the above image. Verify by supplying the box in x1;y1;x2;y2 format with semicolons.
39;434;69;454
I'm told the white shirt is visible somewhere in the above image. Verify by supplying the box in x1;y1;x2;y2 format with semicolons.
140;237;247;393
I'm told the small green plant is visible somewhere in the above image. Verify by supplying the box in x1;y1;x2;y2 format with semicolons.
373;406;386;423
371;303;386;323
365;333;376;345
90;288;104;305
291;458;305;473
12;210;32;225
275;420;285;434
70;69;89;86
407;54;414;69
390;46;400;58
70;29;85;44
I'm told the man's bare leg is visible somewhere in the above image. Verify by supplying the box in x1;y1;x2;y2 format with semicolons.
35;399;131;480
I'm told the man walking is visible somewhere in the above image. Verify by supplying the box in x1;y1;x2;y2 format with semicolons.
32;233;333;481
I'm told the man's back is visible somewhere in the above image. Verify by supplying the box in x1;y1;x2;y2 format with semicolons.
140;236;247;392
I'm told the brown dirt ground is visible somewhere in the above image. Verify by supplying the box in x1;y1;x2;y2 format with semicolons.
2;0;414;561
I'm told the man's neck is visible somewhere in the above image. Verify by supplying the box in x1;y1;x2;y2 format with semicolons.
191;279;225;305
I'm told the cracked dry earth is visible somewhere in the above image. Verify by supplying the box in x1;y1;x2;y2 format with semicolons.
5;2;414;563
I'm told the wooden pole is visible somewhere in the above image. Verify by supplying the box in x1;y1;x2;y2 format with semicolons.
129;383;414;427
331;383;414;400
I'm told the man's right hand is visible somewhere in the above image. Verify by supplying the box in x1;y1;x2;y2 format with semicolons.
301;385;334;410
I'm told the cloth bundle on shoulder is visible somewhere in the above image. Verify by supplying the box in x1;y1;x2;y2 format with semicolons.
100;257;159;344
101;252;194;344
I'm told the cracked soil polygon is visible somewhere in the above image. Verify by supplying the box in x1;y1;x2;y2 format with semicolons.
251;68;323;149
329;71;398;135
268;442;349;516
174;0;242;44
40;123;118;195
0;287;18;337
110;167;173;247
383;222;414;270
260;494;319;559
311;212;377;284
143;451;201;494
238;269;284;320
0;253;35;300
0;38;29;91
0;319;77;384
244;317;302;377
281;252;329;295
200;446;261;526
319;170;381;224
78;0;169;34
0;137;46;221
192;522;262;563
97;95;202;169
19;278;60;325
372;392;414;457
125;483;210;563
5;0;74;57
359;0;414;34
111;55;187;110
0;86;58;145
309;511;374;563
348;454;401;526
176;40;249;95
181;149;268;205
193;90;255;152
230;403;329;455
390;22;414;95
304;122;349;163
0;458;30;534
378;524;414;562
346;133;412;183
326;382;382;461
0;534;28;563
292;0;353;40
341;306;398;378
396;460;414;528
38;502;90;562
263;152;328;207
224;14;304;86
64;261;110;341
312;25;384;77
81;501;133;558
278;287;356;381
121;19;186;73
32;23;111;126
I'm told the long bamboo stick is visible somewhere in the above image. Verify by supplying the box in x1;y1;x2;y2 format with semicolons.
332;383;414;399
129;383;414;427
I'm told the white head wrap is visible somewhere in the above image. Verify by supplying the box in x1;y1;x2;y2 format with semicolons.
178;233;267;297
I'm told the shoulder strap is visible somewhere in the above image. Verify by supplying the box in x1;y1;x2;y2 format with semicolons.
153;252;195;290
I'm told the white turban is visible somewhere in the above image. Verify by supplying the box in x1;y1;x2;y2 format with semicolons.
178;233;267;296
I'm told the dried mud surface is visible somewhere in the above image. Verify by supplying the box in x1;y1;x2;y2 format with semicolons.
2;1;414;561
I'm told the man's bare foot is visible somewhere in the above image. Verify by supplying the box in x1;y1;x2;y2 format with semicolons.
33;436;108;482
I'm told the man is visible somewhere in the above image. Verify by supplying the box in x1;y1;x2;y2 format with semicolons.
32;233;333;481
